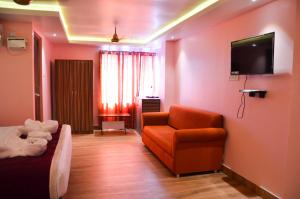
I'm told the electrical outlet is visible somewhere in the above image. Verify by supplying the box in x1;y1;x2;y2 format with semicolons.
229;75;239;81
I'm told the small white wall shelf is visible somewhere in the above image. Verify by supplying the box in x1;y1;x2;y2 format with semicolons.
239;89;267;98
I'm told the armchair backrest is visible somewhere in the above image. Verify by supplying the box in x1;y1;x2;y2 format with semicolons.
168;105;223;130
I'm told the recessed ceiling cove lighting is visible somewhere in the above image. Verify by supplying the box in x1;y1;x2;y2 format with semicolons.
0;0;219;44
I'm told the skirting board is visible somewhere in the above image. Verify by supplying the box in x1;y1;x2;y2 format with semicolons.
222;165;280;199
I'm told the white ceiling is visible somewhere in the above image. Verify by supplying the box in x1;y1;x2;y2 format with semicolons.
60;0;201;39
0;0;275;45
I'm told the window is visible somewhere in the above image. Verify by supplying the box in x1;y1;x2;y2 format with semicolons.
99;51;156;113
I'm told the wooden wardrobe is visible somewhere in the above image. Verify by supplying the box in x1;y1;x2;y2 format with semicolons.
53;60;93;133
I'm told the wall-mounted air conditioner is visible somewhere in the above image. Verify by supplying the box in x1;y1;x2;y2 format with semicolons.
7;37;26;49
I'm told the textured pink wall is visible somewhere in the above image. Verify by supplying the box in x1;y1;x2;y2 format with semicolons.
284;0;300;198
0;20;34;125
51;43;99;125
167;0;296;197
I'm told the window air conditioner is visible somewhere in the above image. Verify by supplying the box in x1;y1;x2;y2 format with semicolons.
7;37;26;49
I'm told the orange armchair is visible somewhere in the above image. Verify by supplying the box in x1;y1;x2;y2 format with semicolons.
141;105;227;176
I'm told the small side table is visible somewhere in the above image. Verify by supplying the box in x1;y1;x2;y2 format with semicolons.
97;113;130;135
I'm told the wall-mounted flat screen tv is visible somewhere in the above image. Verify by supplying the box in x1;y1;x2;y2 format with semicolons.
231;32;275;75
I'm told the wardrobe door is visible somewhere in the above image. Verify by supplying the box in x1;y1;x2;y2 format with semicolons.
55;60;72;128
72;60;93;132
54;60;93;133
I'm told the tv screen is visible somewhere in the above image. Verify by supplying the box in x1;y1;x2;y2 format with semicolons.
231;32;275;75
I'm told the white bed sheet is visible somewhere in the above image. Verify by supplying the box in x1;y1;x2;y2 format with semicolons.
0;124;72;199
49;124;72;199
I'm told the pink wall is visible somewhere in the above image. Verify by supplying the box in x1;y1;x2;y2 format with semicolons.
163;0;296;197
51;43;99;125
284;1;300;198
0;20;34;125
163;41;179;111
33;22;54;121
157;41;166;111
40;38;53;120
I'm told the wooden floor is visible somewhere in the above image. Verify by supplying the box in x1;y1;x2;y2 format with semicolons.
63;130;261;199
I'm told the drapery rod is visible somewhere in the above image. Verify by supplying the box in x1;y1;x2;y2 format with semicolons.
99;50;156;56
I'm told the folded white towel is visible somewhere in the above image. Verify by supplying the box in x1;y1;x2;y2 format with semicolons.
42;120;59;134
0;128;12;158
23;119;59;134
0;127;48;159
21;137;48;156
28;131;52;141
18;126;31;134
0;146;9;153
26;137;48;146
24;119;42;131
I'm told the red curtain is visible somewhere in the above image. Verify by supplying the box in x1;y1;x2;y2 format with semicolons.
99;51;155;127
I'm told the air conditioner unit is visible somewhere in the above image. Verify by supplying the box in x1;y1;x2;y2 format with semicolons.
7;37;26;49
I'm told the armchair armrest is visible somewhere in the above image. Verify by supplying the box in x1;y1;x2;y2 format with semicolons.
174;128;226;143
141;112;169;128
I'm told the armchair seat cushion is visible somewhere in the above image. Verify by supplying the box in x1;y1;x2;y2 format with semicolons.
143;125;175;156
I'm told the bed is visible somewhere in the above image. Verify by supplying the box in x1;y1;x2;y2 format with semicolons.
0;124;72;199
